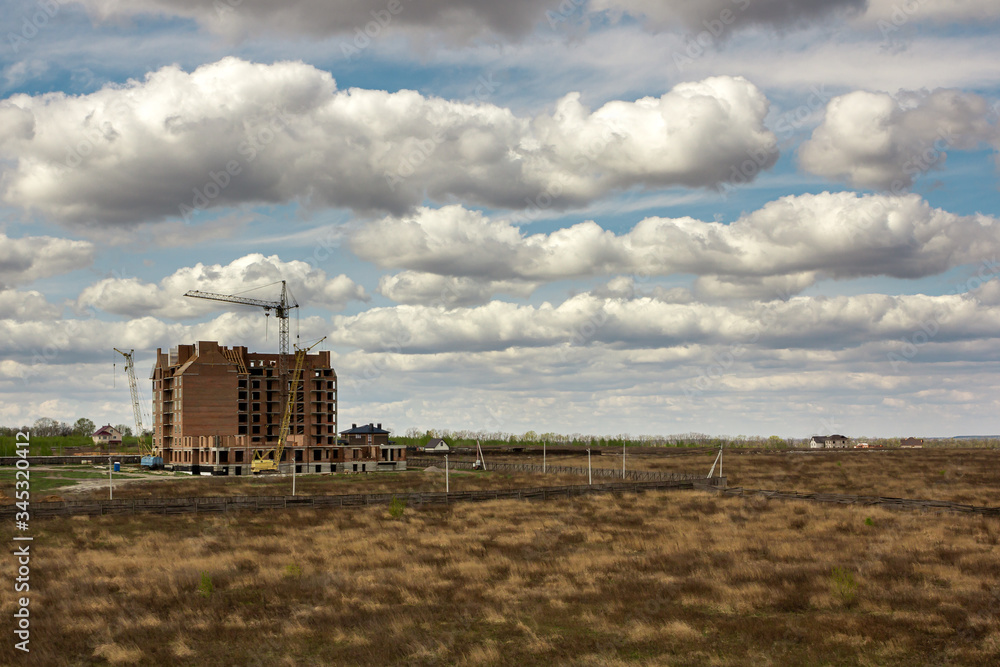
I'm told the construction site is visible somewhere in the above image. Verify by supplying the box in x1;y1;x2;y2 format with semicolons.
117;281;406;477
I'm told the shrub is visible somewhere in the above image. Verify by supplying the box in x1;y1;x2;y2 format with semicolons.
197;571;213;598
830;566;858;606
389;496;407;519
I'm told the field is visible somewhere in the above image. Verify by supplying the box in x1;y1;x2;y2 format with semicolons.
1;448;998;665
2;488;999;665
0;466;586;503
540;448;1000;507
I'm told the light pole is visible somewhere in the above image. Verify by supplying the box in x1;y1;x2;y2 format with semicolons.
292;450;296;497
587;448;592;485
108;456;113;500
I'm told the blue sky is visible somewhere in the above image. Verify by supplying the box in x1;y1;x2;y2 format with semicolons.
2;0;999;438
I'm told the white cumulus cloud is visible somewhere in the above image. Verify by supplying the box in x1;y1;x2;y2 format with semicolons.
799;88;998;190
0;58;776;224
351;193;999;296
76;253;368;318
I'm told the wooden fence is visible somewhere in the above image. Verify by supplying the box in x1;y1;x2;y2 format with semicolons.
409;457;706;482
0;478;724;520
0;455;143;466
713;487;1000;517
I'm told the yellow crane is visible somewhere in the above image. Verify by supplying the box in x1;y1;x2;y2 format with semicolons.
251;337;326;474
114;348;162;469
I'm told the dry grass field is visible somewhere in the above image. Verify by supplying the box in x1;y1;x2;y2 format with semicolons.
0;467;585;503
2;487;999;666
540;448;1000;507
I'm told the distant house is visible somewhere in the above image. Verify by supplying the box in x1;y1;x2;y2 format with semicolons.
809;434;849;449
92;424;122;448
424;438;450;452
900;437;924;449
337;423;407;472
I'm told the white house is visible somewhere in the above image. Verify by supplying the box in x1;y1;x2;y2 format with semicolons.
424;438;450;452
809;434;849;449
92;424;123;448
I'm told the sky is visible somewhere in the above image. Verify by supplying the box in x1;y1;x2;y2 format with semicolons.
1;0;999;439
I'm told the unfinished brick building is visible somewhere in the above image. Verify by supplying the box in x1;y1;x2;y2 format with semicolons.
151;340;339;475
150;341;406;475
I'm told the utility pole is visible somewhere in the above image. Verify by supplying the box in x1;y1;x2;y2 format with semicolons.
445;454;449;493
543;440;546;473
587;448;592;485
622;438;626;480
108;456;113;500
292;451;296;496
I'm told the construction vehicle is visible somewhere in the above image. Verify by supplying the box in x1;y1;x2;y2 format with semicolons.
251;337;325;474
114;348;163;469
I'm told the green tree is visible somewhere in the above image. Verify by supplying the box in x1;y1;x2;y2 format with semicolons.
73;418;96;437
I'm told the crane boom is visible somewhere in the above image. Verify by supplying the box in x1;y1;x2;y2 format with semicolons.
114;348;162;468
251;337;326;474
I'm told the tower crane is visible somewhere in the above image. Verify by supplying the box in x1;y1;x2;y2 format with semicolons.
113;348;162;469
252;337;326;474
183;281;298;410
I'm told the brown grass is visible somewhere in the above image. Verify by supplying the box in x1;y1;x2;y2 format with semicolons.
2;489;998;665
18;468;586;502
540;448;1000;506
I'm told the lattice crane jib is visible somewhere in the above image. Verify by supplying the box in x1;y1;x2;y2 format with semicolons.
183;280;299;419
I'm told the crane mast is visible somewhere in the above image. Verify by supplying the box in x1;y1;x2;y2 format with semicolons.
251;337;325;474
114;348;162;468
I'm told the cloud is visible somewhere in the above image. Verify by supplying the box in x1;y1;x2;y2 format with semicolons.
0;58;776;224
76;253;368;318
865;0;1000;23
74;0;558;43
594;0;867;32
328;289;1000;354
0;310;333;363
0;289;61;321
0;232;95;289
351;193;1000;294
799;88;998;190
377;271;537;307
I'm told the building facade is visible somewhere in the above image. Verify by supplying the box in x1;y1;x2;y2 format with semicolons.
809;434;850;449
92;424;122;448
338;423;407;472
151;341;338;475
